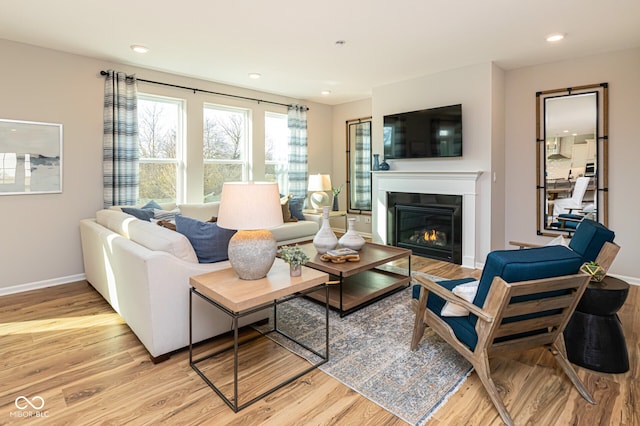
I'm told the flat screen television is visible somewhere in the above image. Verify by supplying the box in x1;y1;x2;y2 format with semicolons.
383;104;462;159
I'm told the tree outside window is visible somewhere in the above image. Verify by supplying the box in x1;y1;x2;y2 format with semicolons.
203;104;249;201
138;94;183;204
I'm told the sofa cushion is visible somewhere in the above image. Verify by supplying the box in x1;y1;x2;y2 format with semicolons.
177;203;220;222
127;219;198;263
175;215;236;263
270;220;318;242
96;209;138;238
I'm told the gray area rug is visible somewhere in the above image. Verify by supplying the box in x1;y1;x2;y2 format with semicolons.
256;271;472;425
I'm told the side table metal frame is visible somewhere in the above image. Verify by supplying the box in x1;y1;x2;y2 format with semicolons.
189;284;329;412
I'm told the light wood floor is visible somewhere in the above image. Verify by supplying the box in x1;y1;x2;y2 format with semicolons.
0;257;637;425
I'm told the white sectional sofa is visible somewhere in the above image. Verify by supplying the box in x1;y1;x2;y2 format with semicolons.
79;202;319;361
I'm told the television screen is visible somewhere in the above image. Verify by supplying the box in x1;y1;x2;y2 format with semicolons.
383;104;462;159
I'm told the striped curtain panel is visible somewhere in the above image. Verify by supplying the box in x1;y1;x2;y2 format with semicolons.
287;105;309;197
353;123;372;210
103;70;139;208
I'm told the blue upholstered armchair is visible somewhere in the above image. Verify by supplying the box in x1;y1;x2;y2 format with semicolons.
411;220;617;426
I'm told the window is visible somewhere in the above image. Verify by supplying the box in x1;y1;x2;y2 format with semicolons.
265;112;289;194
203;104;250;201
137;94;184;204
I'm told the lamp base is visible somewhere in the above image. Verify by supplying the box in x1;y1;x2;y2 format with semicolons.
309;191;329;211
228;229;277;280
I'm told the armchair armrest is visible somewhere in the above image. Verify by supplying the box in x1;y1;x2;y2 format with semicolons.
414;275;494;323
508;241;542;249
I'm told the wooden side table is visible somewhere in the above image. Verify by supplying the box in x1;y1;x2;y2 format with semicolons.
563;275;630;373
189;259;329;412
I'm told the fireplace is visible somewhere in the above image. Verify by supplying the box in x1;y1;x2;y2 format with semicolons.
373;171;482;268
387;193;462;264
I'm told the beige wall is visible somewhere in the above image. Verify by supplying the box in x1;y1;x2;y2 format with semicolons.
505;47;640;282
0;39;332;294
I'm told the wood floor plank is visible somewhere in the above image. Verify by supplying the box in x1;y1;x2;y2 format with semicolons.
0;257;637;425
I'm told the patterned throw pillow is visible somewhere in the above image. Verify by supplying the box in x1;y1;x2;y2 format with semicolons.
121;200;163;221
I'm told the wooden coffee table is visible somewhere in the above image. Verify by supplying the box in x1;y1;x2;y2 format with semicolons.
296;242;411;316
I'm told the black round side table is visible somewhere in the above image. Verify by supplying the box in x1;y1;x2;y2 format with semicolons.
563;275;629;373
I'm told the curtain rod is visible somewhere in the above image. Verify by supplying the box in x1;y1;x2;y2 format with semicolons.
99;70;304;109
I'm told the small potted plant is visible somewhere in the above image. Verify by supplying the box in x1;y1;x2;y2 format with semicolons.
580;260;606;282
278;245;310;277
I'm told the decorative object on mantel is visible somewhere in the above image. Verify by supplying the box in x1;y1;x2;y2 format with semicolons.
277;244;310;277
338;218;366;250
379;158;390;171
331;184;343;211
313;206;338;254
372;154;380;171
580;261;606;282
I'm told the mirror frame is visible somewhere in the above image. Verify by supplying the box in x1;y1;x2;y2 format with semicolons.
536;83;608;236
346;117;372;215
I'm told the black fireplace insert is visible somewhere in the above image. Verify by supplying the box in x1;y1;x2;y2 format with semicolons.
387;193;462;264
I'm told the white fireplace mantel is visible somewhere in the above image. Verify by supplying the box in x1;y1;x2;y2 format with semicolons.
372;171;483;268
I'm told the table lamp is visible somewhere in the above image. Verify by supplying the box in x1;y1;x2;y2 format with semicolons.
217;181;284;280
308;174;332;211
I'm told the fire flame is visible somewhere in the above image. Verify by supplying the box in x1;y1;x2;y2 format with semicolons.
424;229;437;241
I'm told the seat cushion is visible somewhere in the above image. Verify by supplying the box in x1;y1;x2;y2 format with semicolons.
568;219;615;262
471;246;583;327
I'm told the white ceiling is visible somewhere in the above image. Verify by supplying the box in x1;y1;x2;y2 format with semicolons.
1;1;639;105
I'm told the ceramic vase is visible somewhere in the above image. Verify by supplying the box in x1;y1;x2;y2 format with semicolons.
379;158;390;170
313;206;338;254
338;218;366;250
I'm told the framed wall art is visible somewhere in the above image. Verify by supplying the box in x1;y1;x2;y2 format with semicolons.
0;119;63;195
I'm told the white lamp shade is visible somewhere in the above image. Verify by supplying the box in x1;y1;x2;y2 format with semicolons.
217;182;284;230
307;174;332;192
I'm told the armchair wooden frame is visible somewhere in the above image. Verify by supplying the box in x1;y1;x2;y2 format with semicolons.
411;272;594;426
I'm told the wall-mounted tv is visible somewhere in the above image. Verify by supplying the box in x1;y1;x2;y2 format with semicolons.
383;104;462;159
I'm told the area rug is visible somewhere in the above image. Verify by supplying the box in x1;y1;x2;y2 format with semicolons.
255;271;472;425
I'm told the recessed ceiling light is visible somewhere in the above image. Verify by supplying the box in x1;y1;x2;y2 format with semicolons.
248;73;261;79
546;33;565;43
321;90;331;96
130;44;150;54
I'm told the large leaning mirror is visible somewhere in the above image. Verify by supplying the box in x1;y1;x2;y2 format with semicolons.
346;117;372;214
536;83;608;235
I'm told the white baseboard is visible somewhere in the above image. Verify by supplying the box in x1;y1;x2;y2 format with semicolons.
0;274;86;296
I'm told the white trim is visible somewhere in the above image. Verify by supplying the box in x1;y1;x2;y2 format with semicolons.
0;274;85;296
372;171;483;268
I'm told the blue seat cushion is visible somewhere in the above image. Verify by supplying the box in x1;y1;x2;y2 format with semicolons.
470;246;583;327
568;219;615;262
412;278;479;350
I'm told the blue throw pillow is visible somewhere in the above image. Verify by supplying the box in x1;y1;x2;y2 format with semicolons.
121;200;163;221
175;215;236;263
288;196;306;221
